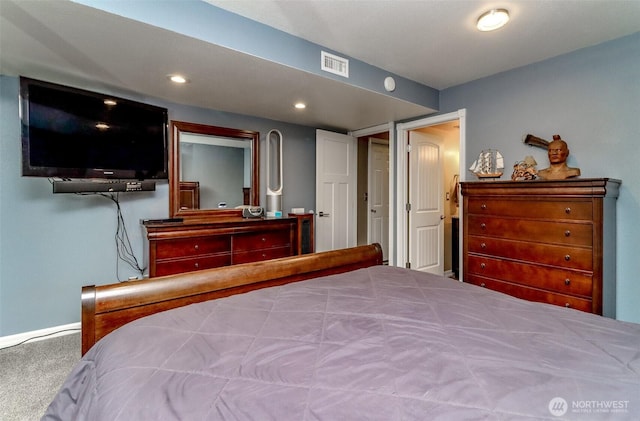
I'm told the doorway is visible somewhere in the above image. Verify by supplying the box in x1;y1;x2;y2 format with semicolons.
315;125;391;257
352;123;393;263
396;110;465;277
356;133;390;263
317;111;464;273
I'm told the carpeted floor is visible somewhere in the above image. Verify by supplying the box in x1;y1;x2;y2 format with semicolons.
0;332;80;421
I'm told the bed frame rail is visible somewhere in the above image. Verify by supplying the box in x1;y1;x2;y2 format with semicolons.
81;243;382;355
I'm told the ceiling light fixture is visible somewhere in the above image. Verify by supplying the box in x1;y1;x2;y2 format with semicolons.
168;74;189;84
294;102;306;109
476;9;510;32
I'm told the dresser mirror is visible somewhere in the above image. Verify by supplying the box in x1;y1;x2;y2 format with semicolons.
169;121;259;218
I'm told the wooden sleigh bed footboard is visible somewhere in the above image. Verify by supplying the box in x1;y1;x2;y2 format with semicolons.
81;244;383;355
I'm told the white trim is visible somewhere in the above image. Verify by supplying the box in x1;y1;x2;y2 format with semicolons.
348;123;393;138
0;322;81;350
395;109;466;270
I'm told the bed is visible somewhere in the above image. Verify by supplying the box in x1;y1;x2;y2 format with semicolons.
44;244;639;420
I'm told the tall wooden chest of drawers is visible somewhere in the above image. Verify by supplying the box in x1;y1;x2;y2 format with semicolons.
461;178;620;317
143;217;298;277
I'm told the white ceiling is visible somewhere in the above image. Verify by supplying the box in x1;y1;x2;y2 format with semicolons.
1;0;639;131
207;0;640;90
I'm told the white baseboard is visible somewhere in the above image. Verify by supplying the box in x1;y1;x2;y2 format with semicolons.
0;322;81;350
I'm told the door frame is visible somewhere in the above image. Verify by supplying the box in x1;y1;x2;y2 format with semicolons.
395;109;466;273
350;123;395;264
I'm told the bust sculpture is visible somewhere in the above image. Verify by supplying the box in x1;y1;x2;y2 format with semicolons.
537;135;581;180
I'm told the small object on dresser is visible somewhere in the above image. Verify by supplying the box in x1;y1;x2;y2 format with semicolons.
469;149;504;179
242;207;264;218
511;155;538;181
537;135;581;180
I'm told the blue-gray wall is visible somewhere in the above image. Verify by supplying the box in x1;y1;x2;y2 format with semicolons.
0;75;316;336
440;32;640;323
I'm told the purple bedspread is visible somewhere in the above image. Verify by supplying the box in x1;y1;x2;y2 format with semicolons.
43;266;640;420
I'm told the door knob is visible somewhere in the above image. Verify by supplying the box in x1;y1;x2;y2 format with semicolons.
318;211;330;217
371;209;377;213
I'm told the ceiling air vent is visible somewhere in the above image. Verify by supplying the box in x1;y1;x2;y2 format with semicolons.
321;51;349;78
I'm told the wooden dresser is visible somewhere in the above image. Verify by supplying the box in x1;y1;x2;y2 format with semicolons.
143;217;298;277
461;178;620;317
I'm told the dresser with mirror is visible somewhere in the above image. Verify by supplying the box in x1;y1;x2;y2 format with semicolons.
143;121;312;277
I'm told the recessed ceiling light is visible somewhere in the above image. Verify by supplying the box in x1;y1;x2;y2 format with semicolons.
103;99;117;106
168;74;189;84
476;9;510;32
294;102;306;109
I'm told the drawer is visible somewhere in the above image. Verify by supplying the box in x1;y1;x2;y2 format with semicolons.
465;274;593;313
233;229;291;252
466;254;593;297
155;236;231;259
468;236;592;271
232;246;292;264
467;215;592;247
155;254;231;276
467;198;592;220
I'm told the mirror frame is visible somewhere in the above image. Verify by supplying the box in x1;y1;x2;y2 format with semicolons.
169;120;260;219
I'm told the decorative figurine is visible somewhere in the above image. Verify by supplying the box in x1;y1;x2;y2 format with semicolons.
469;149;504;179
537;135;581;180
511;156;538;181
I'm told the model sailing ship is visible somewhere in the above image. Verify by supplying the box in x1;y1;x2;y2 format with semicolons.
469;149;504;179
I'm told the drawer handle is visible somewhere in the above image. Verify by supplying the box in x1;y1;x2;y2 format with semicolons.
565;230;571;237
194;262;199;268
564;254;571;261
261;237;266;242
262;253;267;258
564;278;571;286
481;204;487;210
480;223;486;230
480;282;486;287
480;242;487;249
565;207;571;214
194;244;199;250
480;263;486;269
565;303;571;308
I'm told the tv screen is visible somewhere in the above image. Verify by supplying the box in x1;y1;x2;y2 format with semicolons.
20;77;168;180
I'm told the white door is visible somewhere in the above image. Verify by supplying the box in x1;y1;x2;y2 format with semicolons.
408;130;444;274
315;129;357;252
368;140;389;261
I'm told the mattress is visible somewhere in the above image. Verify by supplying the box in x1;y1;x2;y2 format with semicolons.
43;266;640;420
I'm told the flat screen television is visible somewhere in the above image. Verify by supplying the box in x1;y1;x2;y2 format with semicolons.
20;77;168;180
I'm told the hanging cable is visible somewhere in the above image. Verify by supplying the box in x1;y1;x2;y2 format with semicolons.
97;193;146;281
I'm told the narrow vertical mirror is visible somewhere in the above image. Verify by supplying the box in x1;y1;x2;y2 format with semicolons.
266;129;283;216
